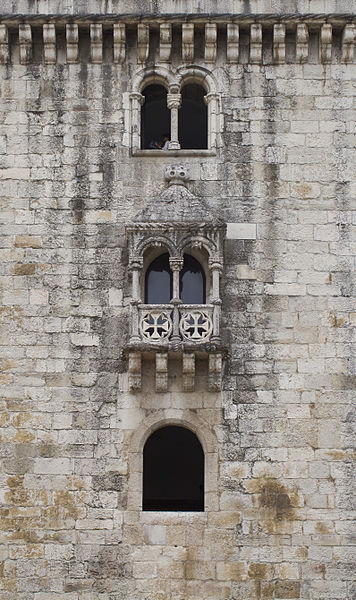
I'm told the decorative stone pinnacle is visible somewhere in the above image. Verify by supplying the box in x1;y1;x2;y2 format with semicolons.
165;165;190;186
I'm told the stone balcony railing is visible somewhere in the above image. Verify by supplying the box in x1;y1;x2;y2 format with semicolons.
130;303;221;347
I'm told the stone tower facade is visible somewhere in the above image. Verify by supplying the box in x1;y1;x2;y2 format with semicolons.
0;1;355;599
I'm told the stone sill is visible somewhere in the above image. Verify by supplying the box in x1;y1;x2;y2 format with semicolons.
132;149;217;157
140;511;208;522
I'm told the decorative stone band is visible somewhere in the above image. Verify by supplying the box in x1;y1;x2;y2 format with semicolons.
0;18;355;65
136;304;215;344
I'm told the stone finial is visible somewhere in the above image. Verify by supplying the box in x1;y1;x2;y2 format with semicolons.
165;165;190;186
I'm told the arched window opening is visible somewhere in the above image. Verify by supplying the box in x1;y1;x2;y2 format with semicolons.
178;83;208;149
145;253;172;304
143;426;204;511
141;84;170;150
180;254;206;304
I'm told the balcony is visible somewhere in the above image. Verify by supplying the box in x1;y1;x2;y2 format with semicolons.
126;302;223;393
129;303;220;349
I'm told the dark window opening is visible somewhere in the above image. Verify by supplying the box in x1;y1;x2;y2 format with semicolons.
143;426;204;511
141;84;170;150
178;84;208;149
145;253;172;304
180;254;206;304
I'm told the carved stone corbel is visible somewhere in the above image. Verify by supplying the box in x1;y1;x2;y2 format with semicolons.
137;24;149;63
182;23;194;62
156;353;168;392
205;23;217;63
183;353;195;392
227;23;239;63
296;23;309;63
273;24;285;64
113;24;126;63
320;24;332;63
0;25;9;64
250;24;262;64
90;23;103;63
19;24;32;65
66;24;78;63
342;24;355;63
43;24;56;64
129;352;142;391
159;23;172;62
209;353;222;391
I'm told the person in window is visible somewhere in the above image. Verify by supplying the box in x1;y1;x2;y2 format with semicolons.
161;133;170;150
148;139;161;149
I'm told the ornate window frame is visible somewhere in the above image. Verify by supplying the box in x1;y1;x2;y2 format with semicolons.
124;165;225;393
127;411;219;513
128;65;222;156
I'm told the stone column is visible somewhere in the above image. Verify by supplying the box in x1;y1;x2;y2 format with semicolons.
209;259;222;342
129;258;143;342
167;90;182;150
130;92;144;152
169;257;183;342
204;92;219;149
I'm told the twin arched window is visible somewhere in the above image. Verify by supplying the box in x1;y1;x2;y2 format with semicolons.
143;425;204;511
141;82;208;150
145;253;206;304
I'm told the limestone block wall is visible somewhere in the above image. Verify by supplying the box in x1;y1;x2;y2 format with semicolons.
0;1;355;600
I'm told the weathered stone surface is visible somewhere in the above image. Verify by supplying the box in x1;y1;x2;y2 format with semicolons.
0;1;355;599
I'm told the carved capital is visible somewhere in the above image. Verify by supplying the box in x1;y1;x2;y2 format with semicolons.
130;92;145;106
204;92;219;106
129;257;143;270
209;257;223;271
169;258;184;271
167;93;182;110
